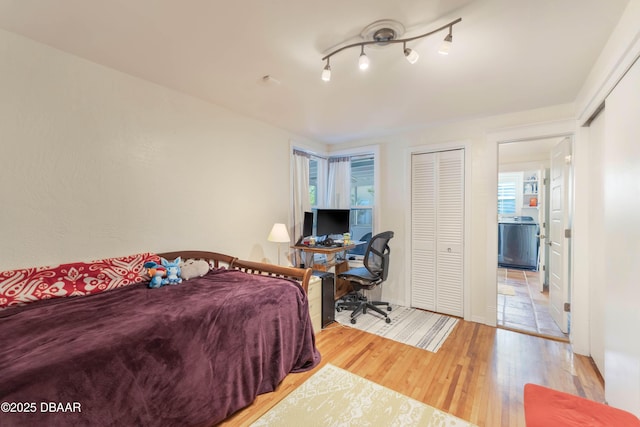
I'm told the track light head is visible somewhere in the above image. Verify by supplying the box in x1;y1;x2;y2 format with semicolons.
322;61;331;82
358;47;370;71
358;54;370;70
403;43;419;64
438;32;453;55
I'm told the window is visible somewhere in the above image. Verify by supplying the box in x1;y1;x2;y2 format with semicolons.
295;148;376;252
349;155;374;245
498;173;519;215
309;157;318;207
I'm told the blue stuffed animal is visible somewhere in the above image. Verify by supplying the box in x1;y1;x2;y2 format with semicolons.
149;267;166;288
161;257;182;285
144;261;166;288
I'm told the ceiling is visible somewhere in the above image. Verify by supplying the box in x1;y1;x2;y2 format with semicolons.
0;0;629;144
499;138;562;166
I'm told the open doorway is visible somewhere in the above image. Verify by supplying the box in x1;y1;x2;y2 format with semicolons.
497;138;569;341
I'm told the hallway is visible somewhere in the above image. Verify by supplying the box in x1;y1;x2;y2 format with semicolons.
497;268;568;341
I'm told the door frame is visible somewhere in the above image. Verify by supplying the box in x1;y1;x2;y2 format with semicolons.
548;137;573;333
404;140;472;321
487;120;577;337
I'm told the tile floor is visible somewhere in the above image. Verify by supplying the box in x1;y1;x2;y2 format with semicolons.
497;267;569;341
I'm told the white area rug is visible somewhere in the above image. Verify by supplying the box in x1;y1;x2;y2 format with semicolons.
335;304;458;353
498;284;516;296
250;364;477;427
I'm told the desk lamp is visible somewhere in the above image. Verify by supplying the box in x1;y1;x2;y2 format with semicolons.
268;223;290;265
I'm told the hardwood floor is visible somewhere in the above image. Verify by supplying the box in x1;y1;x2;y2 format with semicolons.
497;268;568;341
219;320;603;426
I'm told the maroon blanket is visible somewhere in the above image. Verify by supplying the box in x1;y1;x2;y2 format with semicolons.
0;268;320;426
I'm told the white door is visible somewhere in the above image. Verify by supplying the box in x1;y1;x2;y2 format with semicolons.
549;138;571;333
435;150;464;317
411;152;437;311
411;149;464;317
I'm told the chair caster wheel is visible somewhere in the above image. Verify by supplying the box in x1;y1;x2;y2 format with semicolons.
351;318;357;324
385;318;391;324
386;306;392;311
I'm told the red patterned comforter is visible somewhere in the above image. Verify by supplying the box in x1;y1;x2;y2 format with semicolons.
0;268;320;426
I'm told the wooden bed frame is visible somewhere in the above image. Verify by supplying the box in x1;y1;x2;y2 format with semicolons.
157;250;312;293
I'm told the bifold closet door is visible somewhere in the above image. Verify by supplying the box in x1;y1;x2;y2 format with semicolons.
411;152;437;311
411;149;464;317
435;150;464;316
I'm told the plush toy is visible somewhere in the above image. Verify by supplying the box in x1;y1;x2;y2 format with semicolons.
144;261;167;289
161;257;182;285
149;267;166;288
180;259;210;280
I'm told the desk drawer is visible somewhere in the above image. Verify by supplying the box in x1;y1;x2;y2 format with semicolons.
310;312;322;334
307;277;322;332
307;276;321;299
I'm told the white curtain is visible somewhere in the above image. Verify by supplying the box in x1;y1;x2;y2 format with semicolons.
292;149;311;242
315;157;328;208
327;156;351;208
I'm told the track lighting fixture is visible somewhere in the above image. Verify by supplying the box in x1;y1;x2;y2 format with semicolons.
321;17;461;81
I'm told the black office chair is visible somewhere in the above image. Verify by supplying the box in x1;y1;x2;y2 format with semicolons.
336;231;394;324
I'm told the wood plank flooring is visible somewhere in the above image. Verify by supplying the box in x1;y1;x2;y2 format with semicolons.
219;320;603;426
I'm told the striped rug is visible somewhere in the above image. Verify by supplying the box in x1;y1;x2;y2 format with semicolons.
335;304;458;353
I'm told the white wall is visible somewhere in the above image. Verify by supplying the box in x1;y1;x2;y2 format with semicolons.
602;58;640;416
0;28;320;270
575;0;640;414
334;104;575;324
570;0;640;359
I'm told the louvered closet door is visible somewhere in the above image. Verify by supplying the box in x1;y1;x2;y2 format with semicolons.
411;153;437;311
411;149;464;317
435;150;464;317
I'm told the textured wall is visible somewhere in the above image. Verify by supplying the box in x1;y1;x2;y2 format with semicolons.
0;29;315;269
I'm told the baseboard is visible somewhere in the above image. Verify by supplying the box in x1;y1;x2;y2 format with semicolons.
470;314;490;326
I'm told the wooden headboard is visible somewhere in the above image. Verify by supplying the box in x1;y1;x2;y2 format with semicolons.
156;251;312;293
157;251;236;269
231;258;312;293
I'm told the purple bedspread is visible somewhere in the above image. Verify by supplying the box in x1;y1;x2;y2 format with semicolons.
0;268;320;426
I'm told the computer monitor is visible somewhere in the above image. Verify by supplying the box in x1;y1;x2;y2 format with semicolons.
316;209;350;238
303;211;313;237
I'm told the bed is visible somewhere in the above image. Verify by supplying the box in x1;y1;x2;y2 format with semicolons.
0;250;320;426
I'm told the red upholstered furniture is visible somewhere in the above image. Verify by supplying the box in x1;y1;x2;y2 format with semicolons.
524;383;640;427
0;252;158;309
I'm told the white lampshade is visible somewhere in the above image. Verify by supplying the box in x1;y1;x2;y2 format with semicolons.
438;34;452;55
321;64;331;82
358;52;370;70
404;47;419;64
268;223;290;243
